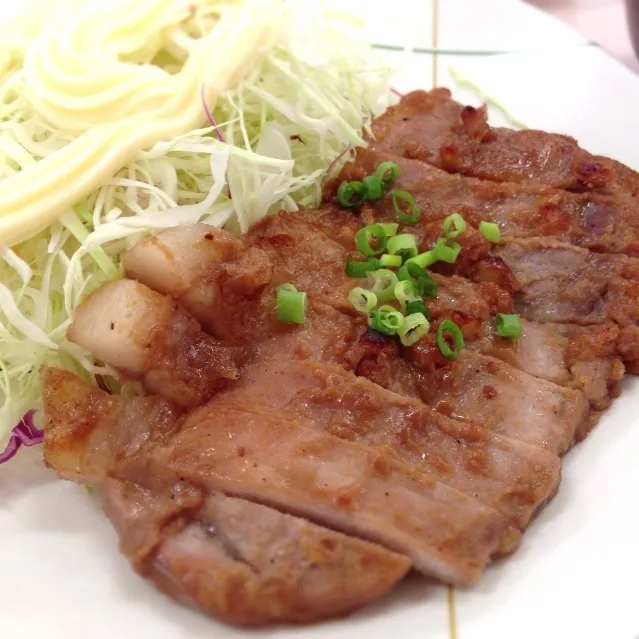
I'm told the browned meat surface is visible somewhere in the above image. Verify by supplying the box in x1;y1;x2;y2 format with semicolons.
249;209;618;417
42;367;411;626
43;368;519;588
369;88;639;199
40;92;639;628
494;239;639;328
332;148;639;254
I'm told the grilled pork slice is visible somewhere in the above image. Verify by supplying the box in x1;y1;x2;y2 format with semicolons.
368;88;639;199
70;253;563;530
333;148;639;254
41;367;410;626
247;210;597;433
430;273;625;411
215;356;560;529
42;367;518;587
494;238;639;328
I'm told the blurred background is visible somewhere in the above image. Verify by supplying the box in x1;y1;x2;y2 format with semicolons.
528;0;639;71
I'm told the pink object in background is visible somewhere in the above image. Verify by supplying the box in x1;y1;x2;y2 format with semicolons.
527;0;639;71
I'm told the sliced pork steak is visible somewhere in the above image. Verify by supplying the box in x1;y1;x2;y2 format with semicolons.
41;367;411;626
333;148;639;254
367;88;639;200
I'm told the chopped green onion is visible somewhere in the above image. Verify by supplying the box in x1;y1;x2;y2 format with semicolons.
378;222;399;236
406;250;437;269
375;161;400;188
397;262;438;299
337;181;366;208
406;299;431;319
479;221;501;243
362;175;384;201
368;306;405;335
394;280;418;309
276;285;307;324
387;234;418;259
368;268;398;302
417;276;438;299
442;213;467;239
348;287;378;314
356;224;388;257
404;262;427;280
391;189;421;223
346;256;380;278
398;312;431;346
433;238;462;264
396;265;411;282
380;254;403;268
494;313;521;339
436;318;465;360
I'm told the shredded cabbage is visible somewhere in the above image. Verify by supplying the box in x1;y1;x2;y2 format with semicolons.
0;1;392;445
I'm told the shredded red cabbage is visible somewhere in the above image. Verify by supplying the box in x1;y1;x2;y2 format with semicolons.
0;410;44;465
201;84;225;144
321;143;353;190
201;84;232;200
95;374;111;394
391;87;405;98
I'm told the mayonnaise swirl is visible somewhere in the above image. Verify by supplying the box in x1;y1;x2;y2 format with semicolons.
0;0;281;246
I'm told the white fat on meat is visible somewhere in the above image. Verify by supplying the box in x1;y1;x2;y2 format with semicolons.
68;279;238;407
122;225;272;339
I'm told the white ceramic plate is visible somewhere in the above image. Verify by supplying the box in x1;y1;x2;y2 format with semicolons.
2;2;639;638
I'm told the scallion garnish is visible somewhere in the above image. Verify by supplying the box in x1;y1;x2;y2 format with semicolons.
276;284;306;324
494;313;521;339
375;161;400;188
368;268;399;302
378;222;399;237
405;250;437;269
362;174;384;201
391;189;421;223
337;181;366;208
398;312;430;346
442;213;467;239
479;221;501;243
355;224;388;256
397;262;437;299
436;318;464;360
387;234;418;259
406;299;430;319
368;305;405;335
432;238;462;264
380;253;403;268
348;287;378;314
346;256;380;278
394;280;418;309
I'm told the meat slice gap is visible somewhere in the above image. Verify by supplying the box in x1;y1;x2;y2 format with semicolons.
41;367;411;627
